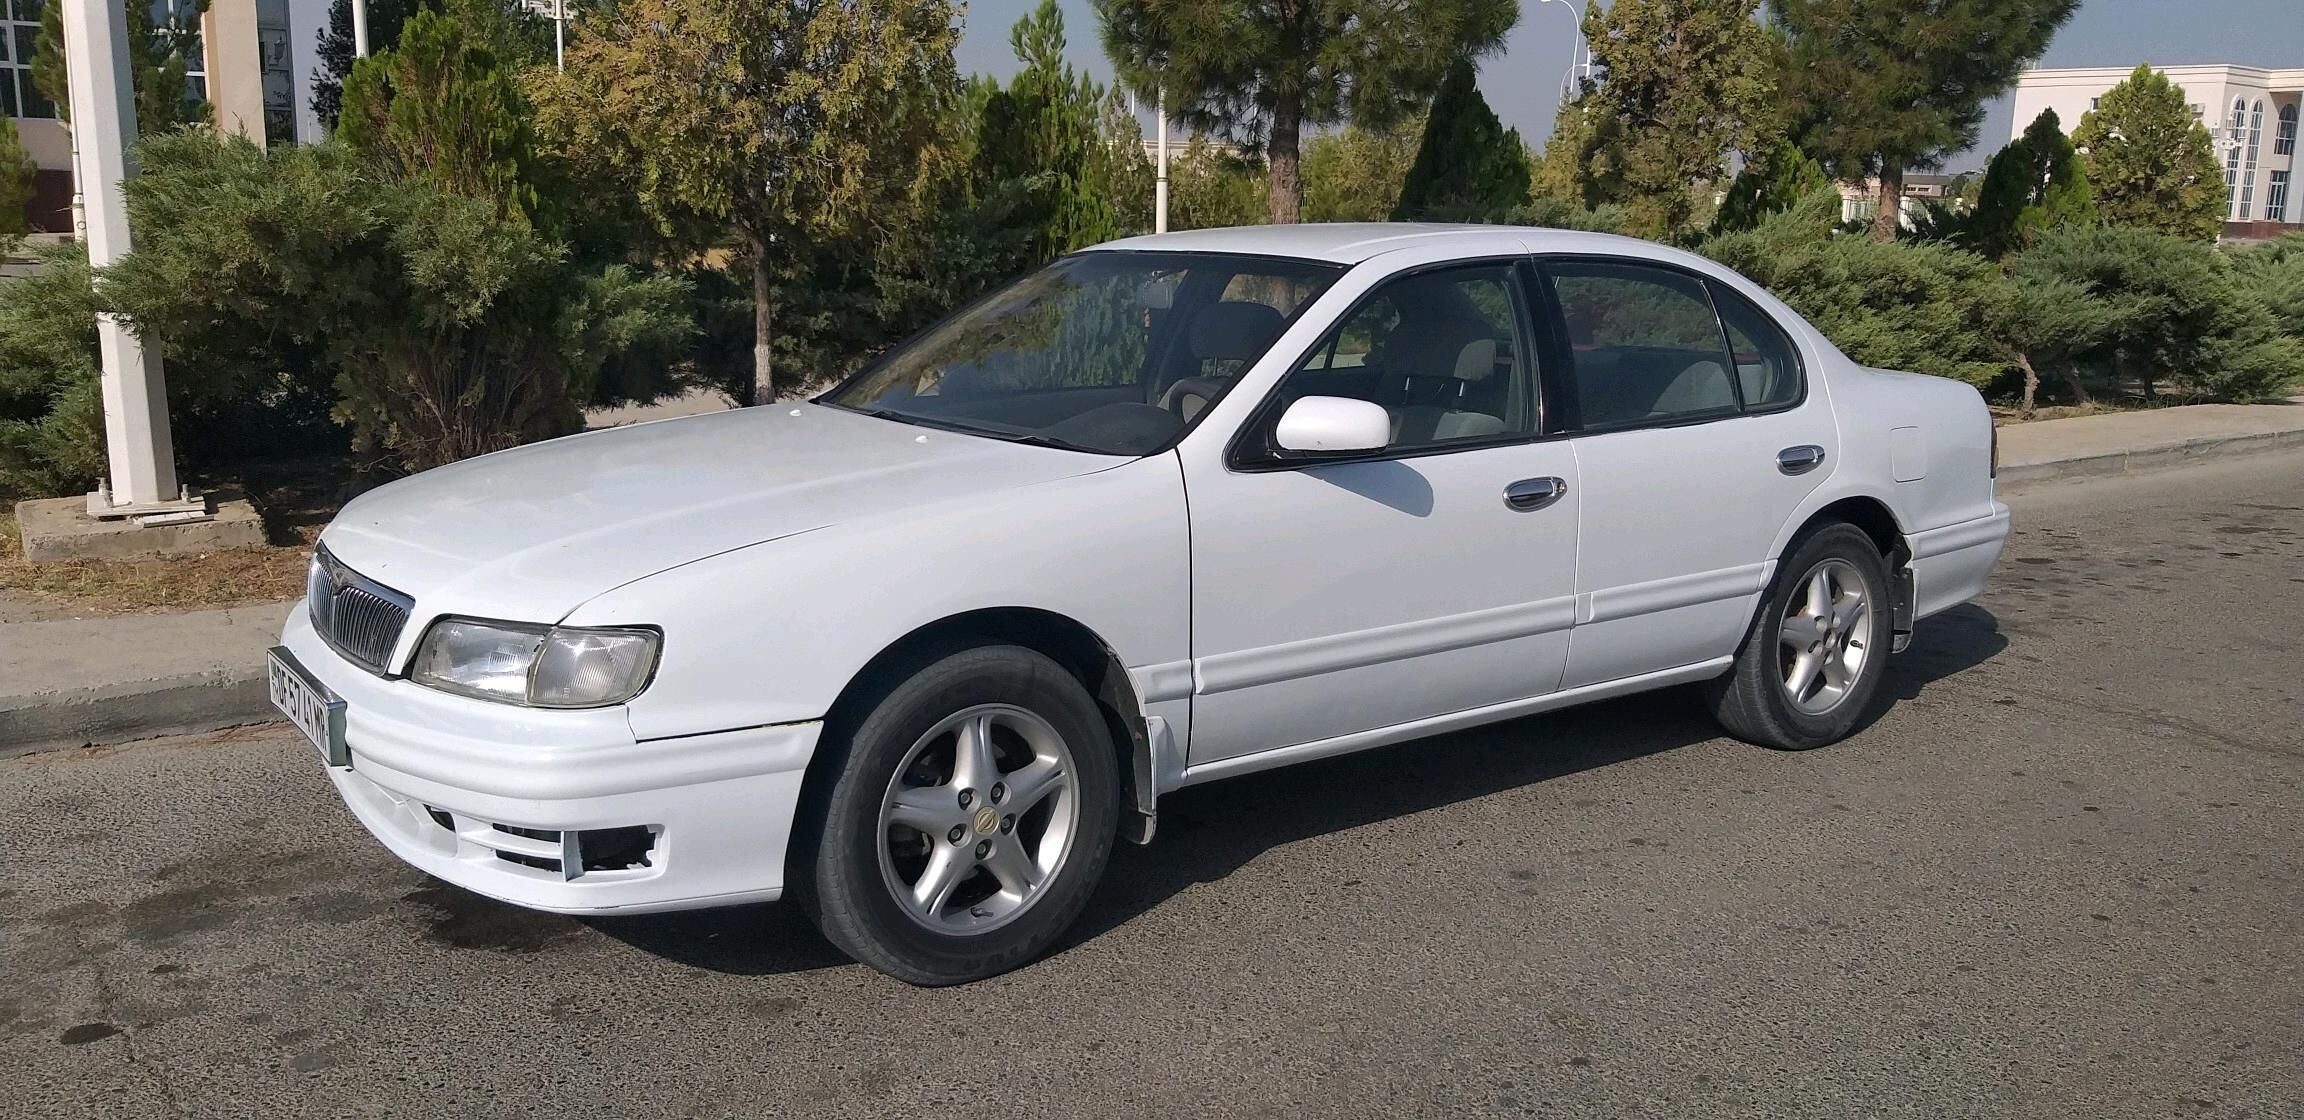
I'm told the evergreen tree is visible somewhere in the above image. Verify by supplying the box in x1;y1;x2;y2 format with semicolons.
1966;109;2094;259
970;0;1121;270
1714;139;1831;233
0;117;35;241
1576;0;1782;240
1393;59;1528;222
2071;63;2227;242
339;8;541;222
312;0;425;130
1778;0;2078;241
1095;0;1516;224
32;0;206;130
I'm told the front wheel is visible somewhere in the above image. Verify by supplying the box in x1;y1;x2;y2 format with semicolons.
793;644;1120;985
1704;523;1893;750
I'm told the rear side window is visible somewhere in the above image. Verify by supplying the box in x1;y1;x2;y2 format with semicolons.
1546;262;1739;428
1712;287;1803;411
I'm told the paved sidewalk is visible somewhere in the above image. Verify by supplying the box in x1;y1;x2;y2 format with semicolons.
1995;397;2304;484
4;393;2301;754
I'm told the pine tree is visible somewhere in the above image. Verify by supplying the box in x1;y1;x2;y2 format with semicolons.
2071;64;2227;242
1094;0;1515;224
312;0;425;130
1393;59;1528;222
1778;0;2078;241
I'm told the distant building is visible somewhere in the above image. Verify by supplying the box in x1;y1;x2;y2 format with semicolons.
2010;65;2303;240
3;0;329;233
1836;172;1961;229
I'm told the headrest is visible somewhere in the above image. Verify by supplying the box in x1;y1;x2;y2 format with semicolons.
1451;338;1498;382
1189;301;1287;362
1386;324;1500;382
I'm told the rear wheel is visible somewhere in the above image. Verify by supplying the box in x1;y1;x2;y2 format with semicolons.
794;644;1119;985
1705;523;1892;750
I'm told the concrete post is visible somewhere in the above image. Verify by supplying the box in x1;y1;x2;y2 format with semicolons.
62;0;178;506
201;0;267;145
352;0;369;57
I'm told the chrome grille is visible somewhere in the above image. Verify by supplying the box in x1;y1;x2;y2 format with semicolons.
308;545;413;674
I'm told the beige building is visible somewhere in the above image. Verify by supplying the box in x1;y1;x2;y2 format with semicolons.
2010;65;2303;238
3;0;327;232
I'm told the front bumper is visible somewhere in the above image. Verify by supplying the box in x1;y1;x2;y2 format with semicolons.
282;608;820;915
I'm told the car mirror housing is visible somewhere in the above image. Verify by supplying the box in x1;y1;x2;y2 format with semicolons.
1273;396;1392;456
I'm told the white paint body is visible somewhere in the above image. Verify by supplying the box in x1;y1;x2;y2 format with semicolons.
283;226;2010;916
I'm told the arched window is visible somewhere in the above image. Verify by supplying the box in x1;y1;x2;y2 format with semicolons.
2278;103;2299;157
2238;100;2265;219
2227;99;2248;218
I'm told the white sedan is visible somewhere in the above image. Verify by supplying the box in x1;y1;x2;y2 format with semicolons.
270;225;2010;984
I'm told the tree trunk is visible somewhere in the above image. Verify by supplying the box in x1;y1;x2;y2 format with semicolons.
2054;361;2093;406
1871;162;1903;242
2015;352;2040;418
1266;93;1302;225
748;231;773;406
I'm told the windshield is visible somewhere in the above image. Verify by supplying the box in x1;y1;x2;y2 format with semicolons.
820;252;1343;455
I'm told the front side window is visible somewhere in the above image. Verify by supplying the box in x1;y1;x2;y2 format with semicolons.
1547;262;1741;428
2278;104;2298;157
823;252;1341;456
1255;263;1538;455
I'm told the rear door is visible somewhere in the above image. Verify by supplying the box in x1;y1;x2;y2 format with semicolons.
1534;256;1837;688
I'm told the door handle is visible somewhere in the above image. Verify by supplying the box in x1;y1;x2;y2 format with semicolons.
1776;445;1827;475
1504;476;1568;511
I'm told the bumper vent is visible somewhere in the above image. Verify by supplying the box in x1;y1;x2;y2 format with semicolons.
308;544;414;674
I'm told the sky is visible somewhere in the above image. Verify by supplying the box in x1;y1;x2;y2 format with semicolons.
954;0;2304;173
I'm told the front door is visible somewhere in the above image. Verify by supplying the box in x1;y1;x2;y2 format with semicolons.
1182;261;1582;766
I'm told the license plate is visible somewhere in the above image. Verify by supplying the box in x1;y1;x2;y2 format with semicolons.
268;646;349;768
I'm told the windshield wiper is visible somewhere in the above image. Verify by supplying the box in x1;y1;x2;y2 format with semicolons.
997;431;1125;456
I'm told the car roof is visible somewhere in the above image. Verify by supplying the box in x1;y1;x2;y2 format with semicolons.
1086;223;1676;265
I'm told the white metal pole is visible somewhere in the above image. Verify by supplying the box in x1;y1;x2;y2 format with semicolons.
351;0;370;57
62;0;177;506
553;0;564;71
1154;87;1170;234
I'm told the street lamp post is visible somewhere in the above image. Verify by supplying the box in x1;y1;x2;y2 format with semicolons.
1536;0;1589;103
1155;86;1170;234
351;0;369;57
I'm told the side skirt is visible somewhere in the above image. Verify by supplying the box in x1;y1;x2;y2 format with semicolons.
1175;657;1734;789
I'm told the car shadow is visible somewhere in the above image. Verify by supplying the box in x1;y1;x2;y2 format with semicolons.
586;605;2007;977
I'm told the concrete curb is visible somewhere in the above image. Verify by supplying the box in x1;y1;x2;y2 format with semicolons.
0;666;271;760
1996;427;2304;486
4;422;2301;756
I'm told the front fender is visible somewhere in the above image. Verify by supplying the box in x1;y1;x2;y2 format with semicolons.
568;453;1193;742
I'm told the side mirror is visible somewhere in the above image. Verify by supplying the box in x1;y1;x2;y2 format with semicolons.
1273;396;1391;456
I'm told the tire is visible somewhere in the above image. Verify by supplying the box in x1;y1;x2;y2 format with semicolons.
792;643;1120;985
1704;522;1894;751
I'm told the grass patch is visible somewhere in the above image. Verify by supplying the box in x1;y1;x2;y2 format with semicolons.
1;460;344;616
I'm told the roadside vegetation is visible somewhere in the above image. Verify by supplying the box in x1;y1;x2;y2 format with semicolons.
2;0;2302;509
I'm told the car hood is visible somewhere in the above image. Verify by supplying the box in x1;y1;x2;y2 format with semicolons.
317;403;1119;623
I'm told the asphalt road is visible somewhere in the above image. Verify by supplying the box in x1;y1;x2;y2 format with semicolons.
5;451;2301;1120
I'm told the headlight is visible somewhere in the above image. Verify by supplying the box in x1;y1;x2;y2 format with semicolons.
410;618;660;708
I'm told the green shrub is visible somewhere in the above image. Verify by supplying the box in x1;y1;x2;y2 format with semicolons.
0;248;104;496
2012;226;2304;402
2228;233;2304;341
1704;189;2009;386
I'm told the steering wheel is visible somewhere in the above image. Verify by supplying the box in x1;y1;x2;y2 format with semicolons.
1157;376;1229;421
